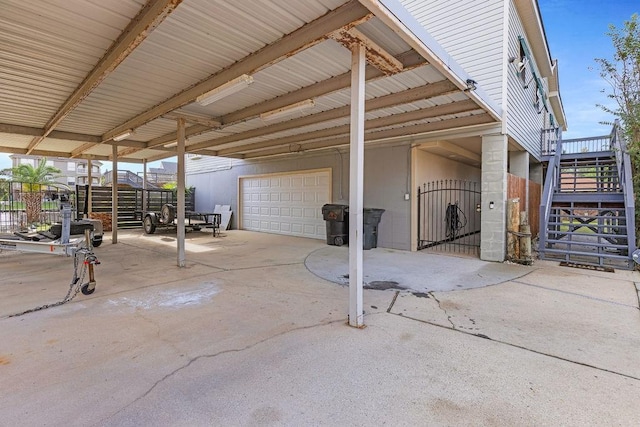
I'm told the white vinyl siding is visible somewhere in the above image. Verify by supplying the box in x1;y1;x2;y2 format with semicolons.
186;155;235;174
505;0;548;158
239;169;331;240
401;0;504;107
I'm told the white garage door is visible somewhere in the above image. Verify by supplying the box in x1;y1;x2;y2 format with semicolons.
239;169;331;239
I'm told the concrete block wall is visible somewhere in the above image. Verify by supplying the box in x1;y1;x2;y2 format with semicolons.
480;134;508;261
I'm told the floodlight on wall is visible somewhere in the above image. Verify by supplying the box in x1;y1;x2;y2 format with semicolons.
260;99;316;122
464;79;477;92
196;74;254;106
113;129;133;141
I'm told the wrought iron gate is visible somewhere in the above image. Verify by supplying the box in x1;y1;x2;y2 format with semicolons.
417;180;481;254
0;181;74;233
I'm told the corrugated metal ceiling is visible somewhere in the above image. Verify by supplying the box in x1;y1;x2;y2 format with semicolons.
0;0;497;164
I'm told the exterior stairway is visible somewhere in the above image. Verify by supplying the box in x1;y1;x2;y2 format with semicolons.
538;123;636;269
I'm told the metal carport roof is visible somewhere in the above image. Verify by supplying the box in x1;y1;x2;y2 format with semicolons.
0;0;501;164
1;0;503;328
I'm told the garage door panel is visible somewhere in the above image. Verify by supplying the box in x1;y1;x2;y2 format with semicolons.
240;170;330;240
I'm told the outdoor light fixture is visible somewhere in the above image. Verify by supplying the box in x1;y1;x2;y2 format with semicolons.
113;129;133;141
465;79;477;92
260;99;316;122
196;74;254;106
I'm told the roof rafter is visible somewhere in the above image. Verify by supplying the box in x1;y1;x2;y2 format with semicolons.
219;99;480;156
0;123;147;148
240;113;494;159
187;79;459;153
25;0;182;154
141;50;426;152
99;0;372;144
330;27;403;75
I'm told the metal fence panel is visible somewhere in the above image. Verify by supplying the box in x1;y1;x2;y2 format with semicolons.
417;180;481;254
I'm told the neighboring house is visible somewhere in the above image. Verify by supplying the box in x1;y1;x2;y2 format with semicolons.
9;155;102;187
148;161;178;186
186;0;566;262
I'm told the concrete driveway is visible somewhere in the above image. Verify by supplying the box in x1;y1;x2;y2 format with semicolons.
1;230;639;426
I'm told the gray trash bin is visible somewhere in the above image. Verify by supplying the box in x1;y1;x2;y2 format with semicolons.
363;208;385;250
322;204;349;246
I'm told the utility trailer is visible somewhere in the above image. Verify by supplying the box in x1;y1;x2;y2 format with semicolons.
0;207;100;298
137;204;221;236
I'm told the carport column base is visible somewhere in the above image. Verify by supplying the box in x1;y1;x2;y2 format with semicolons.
480;134;507;262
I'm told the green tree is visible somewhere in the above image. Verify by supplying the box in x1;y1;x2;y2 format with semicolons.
595;13;640;239
2;159;66;225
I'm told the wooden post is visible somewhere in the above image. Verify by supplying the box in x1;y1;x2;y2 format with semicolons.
507;198;520;260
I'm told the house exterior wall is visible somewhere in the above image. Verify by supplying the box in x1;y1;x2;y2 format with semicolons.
505;0;553;159
400;0;505;108
401;0;559;161
415;151;481;185
187;144;413;250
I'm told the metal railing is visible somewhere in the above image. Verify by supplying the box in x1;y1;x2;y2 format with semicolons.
538;132;563;251
541;127;561;156
539;121;637;267
102;170;174;188
542;127;611;156
560;135;612;154
610;120;636;256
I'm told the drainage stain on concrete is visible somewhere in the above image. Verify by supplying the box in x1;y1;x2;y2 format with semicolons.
365;280;402;290
412;292;430;298
0;355;10;365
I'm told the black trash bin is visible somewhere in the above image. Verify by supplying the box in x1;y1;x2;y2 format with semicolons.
322;204;349;246
363;208;385;250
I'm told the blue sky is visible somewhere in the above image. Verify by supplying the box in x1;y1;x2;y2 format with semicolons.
538;0;638;139
1;1;638;171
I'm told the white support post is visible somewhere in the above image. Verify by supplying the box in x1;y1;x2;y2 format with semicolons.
176;118;186;267
87;159;92;217
142;159;147;212
111;145;118;244
349;43;366;328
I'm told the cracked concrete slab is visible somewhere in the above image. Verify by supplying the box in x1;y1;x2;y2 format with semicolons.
305;246;533;292
393;268;640;379
1;230;639;425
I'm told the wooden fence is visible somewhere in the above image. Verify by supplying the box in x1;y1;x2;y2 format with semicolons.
75;185;195;229
507;174;541;238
